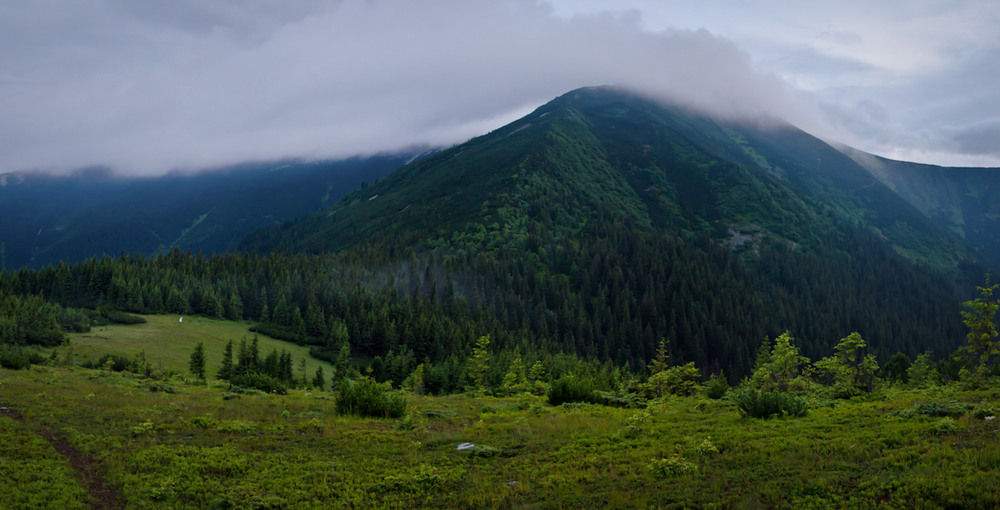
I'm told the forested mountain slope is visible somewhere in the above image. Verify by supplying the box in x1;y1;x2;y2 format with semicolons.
0;155;412;270
238;86;982;375
841;146;1000;270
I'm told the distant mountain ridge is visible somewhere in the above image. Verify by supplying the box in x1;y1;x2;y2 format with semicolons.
0;154;417;269
840;146;1000;270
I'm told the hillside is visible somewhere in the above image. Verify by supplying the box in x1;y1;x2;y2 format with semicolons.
237;86;981;374
0;155;413;270
841;146;1000;270
241;88;977;273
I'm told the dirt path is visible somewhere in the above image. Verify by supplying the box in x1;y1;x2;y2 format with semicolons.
0;404;125;510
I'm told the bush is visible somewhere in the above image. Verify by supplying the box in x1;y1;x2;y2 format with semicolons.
58;308;93;333
229;372;288;395
648;454;698;478
705;372;729;399
933;417;958;435
648;362;702;397
546;375;597;406
0;345;45;369
336;377;406;418
731;388;808;419
102;310;147;325
911;402;966;418
86;353;135;372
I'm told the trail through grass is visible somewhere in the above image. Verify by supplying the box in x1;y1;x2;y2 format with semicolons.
3;362;1000;508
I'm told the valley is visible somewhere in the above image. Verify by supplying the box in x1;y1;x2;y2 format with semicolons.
2;86;1000;508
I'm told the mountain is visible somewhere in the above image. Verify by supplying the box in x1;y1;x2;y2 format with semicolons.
239;86;982;374
840;146;1000;270
0;154;417;270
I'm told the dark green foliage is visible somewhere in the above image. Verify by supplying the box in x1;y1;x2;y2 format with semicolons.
705;372;729;399
0;294;64;346
86;353;138;373
229;372;287;395
57;308;92;333
809;332;879;397
547;375;597;406
961;275;999;378
911;402;967;418
0;344;45;369
880;353;911;384
647;362;702;396
189;342;205;380
312;366;325;390
335;377;406;418
100;309;147;325
217;340;234;381
730;388;808;419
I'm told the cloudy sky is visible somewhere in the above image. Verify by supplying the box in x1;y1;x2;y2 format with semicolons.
1;0;998;176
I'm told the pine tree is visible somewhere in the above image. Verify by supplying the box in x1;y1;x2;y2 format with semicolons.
312;366;325;390
217;340;234;380
189;342;206;380
467;335;491;393
335;341;351;383
647;337;671;375
962;274;999;379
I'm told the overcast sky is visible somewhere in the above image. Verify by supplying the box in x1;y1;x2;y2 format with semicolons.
2;0;998;176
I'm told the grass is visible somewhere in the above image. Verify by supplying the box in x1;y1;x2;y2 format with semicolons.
65;314;336;382
3;360;1000;508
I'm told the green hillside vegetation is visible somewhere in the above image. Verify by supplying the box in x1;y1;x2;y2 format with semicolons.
3;352;1000;508
842;146;1000;270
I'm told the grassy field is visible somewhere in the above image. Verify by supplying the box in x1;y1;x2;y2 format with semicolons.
3;358;1000;508
65;315;336;383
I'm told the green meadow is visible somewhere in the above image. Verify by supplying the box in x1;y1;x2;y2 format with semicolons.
2;317;1000;508
66;314;335;383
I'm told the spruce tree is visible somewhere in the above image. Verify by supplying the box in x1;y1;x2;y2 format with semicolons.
467;335;491;393
189;342;205;380
312;366;325;390
217;340;234;380
962;274;999;379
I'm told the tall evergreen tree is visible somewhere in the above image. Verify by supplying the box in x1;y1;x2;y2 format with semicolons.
312;366;325;390
467;335;492;392
189;342;205;380
217;340;234;380
961;274;999;379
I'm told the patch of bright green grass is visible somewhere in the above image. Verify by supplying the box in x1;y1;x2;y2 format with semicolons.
65;314;335;381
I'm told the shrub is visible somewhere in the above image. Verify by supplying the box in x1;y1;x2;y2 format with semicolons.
546;375;596;406
229;372;288;395
731;388;808;418
0;345;45;369
705;372;729;399
648;362;702;397
933;417;958;435
336;377;406;418
86;353;135;372
102;310;147;325
648;454;698;478
912;402;966;418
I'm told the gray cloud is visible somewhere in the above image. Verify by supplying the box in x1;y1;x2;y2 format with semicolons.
0;0;834;175
1;0;998;175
